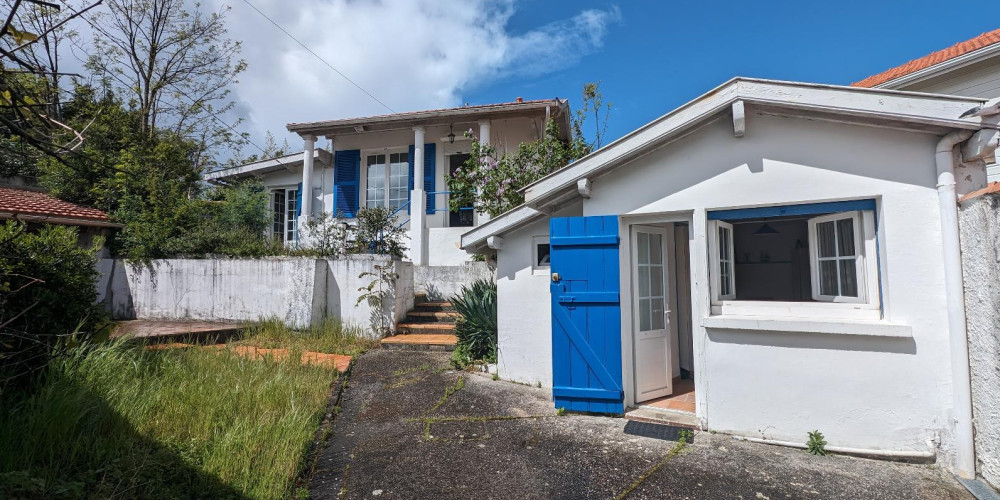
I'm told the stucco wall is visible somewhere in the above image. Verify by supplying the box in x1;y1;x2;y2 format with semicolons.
101;256;412;337
414;261;494;301
959;193;1000;488
497;112;962;458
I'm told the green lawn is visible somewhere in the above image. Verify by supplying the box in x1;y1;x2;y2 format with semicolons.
0;320;374;500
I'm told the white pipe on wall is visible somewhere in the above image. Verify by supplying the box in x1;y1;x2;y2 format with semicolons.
935;129;976;479
732;436;935;460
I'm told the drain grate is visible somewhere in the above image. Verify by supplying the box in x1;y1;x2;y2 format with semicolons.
623;421;695;443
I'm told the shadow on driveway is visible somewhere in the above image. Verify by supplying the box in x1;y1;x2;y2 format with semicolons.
308;350;970;500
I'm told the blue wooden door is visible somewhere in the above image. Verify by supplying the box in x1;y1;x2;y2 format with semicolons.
550;215;624;414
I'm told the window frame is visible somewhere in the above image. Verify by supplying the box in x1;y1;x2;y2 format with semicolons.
707;206;881;319
807;211;867;303
532;235;551;275
269;186;299;244
361;147;410;211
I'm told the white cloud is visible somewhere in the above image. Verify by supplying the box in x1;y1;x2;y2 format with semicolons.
212;0;621;151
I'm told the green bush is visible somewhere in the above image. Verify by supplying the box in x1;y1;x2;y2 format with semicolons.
451;279;497;362
352;206;407;258
0;221;103;389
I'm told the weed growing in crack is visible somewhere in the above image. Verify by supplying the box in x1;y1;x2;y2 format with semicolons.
807;430;828;456
614;429;693;500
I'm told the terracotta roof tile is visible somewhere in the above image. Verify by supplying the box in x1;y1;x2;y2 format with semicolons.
0;187;114;225
852;28;1000;88
959;182;1000;203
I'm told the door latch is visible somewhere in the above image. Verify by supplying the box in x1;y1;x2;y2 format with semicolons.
551;272;561;283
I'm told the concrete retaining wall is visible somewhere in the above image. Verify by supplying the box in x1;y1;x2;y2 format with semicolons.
99;256;413;338
960;192;1000;489
414;262;494;301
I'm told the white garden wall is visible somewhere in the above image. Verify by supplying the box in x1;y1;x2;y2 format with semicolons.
959;191;1000;489
100;256;412;337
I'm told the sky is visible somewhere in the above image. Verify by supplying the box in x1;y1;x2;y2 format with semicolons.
206;0;1000;155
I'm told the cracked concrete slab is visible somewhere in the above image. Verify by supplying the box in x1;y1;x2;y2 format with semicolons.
308;350;971;500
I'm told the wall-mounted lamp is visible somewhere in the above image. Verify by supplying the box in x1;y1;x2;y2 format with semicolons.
447;125;456;144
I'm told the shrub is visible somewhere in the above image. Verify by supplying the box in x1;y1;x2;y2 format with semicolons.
0;221;104;389
451;279;497;362
352;206;406;258
806;430;828;456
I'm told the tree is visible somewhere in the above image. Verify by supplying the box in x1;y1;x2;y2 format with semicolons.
447;81;611;217
86;0;246;168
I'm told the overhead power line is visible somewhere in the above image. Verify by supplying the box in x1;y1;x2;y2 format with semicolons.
239;0;396;114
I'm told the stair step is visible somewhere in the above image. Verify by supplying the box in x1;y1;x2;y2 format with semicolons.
396;322;456;333
381;333;457;351
405;311;459;323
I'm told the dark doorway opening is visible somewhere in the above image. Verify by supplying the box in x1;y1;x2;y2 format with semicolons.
449;153;474;227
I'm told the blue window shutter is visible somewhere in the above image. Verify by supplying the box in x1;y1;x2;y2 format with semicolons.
334;150;360;217
407;145;415;215
295;182;303;217
424;143;436;214
550;215;623;415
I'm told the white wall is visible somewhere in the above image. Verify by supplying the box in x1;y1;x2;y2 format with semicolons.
414;262;493;302
495;202;580;388
959;192;1000;488
103;256;412;337
498;112;962;458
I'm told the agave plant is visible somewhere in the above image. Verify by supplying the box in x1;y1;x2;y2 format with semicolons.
451;279;498;362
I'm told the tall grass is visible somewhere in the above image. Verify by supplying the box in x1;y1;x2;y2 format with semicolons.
237;317;379;357
0;339;337;499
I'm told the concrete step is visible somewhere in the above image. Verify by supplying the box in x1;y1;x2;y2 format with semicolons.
413;301;454;313
396;322;456;335
624;407;700;430
405;311;460;323
381;333;457;351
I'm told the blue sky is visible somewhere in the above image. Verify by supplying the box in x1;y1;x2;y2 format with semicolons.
464;1;1000;145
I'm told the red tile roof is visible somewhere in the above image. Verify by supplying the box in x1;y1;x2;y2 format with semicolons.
959;182;1000;203
0;187;117;226
852;28;1000;88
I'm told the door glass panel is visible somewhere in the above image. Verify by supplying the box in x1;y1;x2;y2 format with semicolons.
638;298;651;331
650;265;663;297
637;232;649;263
637;266;650;297
651;297;665;330
649;233;662;264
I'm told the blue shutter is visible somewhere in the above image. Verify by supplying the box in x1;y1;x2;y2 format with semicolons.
295;182;303;217
423;143;436;214
406;143;436;215
334;150;360;217
550;215;623;414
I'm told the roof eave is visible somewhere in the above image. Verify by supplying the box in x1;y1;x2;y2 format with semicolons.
205;149;332;181
871;42;1000;90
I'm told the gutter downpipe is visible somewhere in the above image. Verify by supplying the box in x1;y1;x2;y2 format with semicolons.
936;129;975;479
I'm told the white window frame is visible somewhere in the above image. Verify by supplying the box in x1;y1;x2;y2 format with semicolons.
708;210;880;319
807;211;866;303
532;235;551;275
361;148;410;210
708;221;736;301
269;186;299;244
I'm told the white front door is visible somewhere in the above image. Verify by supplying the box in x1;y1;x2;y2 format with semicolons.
631;225;673;403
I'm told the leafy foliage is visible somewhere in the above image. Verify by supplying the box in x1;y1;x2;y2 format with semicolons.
351;206;407;258
451;279;498;362
0;221;104;389
357;264;400;337
807;430;828;456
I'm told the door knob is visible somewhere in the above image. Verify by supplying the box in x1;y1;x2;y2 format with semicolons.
551;272;561;283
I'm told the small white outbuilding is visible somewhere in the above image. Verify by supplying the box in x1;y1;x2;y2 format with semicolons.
461;78;1000;476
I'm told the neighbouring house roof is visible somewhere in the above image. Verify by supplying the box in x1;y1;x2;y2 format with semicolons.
0;187;121;228
205;149;333;182
852;28;1000;88
286;98;571;139
959;181;1000;203
461;77;994;252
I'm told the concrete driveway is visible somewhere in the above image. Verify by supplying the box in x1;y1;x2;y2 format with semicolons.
308;350;970;500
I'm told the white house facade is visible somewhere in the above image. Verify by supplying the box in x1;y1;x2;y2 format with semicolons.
462;78;1000;477
206;99;571;267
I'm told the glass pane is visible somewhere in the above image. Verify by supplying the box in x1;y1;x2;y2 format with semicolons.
718;227;729;260
637;232;649;264
650;233;662;264
638;266;650;298
839;259;858;297
820;260;838;296
639;298;651;331
536;244;550;266
817;221;836;258
837;217;855;256
651;297;665;330
650;265;663;297
720;261;731;296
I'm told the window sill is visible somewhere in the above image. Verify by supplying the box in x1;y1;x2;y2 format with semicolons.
700;315;912;338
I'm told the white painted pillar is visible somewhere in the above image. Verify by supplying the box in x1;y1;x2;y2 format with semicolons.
410;126;427;265
300;135;316;243
477;120;492;224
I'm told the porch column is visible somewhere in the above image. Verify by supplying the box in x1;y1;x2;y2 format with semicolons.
411;126;427;265
477;120;492;224
300;135;316;233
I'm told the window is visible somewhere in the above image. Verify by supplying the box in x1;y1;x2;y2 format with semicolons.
532;236;551;274
270;187;299;243
365;152;409;209
708;200;879;314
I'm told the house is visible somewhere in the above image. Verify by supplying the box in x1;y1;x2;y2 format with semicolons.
205;98;570;267
852;27;1000;180
0;180;121;251
461;78;1000;477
